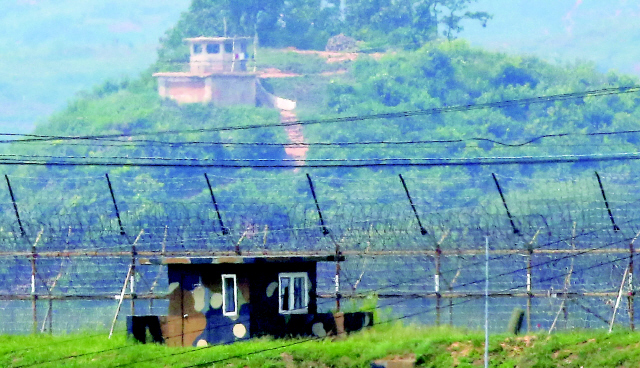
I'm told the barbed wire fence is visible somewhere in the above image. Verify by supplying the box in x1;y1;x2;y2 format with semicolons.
0;170;639;335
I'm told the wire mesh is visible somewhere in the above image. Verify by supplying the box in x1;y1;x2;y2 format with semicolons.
0;171;638;335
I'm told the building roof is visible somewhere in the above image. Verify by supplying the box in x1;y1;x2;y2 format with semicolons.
184;36;253;43
138;254;344;265
152;71;257;78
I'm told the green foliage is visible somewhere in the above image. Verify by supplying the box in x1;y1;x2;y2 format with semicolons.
157;0;342;58
312;40;640;210
4;327;640;367
156;0;491;59
6;31;640;250
345;0;491;49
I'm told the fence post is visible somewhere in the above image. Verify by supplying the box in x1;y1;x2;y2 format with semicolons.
5;175;25;237
492;173;519;234
306;174;338;312
525;230;540;333
131;234;137;317
7;175;37;333
484;236;489;368
204;173;230;236
306;174;329;236
630;240;635;331
526;243;533;333
150;225;168;314
595;171;620;232
628;231;640;331
435;245;441;326
105;173;126;236
398;174;427;235
30;235;38;334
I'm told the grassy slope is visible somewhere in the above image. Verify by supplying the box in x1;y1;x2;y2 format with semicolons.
3;325;640;367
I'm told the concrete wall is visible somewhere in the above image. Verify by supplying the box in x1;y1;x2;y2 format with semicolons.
158;77;207;104
208;75;256;107
156;75;256;106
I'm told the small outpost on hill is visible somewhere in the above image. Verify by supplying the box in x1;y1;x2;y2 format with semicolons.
153;36;295;110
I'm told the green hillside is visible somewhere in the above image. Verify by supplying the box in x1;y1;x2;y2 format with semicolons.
5;1;640;135
2;0;640;250
10;39;640;208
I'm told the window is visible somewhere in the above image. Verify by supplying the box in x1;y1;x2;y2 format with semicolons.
279;272;308;314
224;42;233;53
222;274;237;316
193;44;203;54
206;43;220;54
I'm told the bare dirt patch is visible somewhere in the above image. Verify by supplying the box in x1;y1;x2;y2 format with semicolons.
500;335;537;357
259;68;301;78
447;341;475;366
284;48;386;63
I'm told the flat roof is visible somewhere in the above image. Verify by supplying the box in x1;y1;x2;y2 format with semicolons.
185;37;253;43
152;71;258;78
139;254;344;265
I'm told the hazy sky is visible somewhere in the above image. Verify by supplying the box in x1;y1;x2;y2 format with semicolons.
461;0;640;76
0;0;190;133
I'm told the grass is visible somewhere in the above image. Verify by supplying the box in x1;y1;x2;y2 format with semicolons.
3;325;640;367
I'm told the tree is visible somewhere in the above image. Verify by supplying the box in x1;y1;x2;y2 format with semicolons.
344;0;491;47
158;0;341;58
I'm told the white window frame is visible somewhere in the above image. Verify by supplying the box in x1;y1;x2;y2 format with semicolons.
278;272;309;314
222;274;238;316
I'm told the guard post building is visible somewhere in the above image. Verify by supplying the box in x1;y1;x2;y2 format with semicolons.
128;254;372;346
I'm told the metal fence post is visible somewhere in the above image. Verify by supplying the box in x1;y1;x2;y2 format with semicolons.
629;234;636;331
484;236;489;368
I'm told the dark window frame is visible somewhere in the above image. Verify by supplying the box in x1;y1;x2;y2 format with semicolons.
278;272;309;314
222;274;238;316
206;43;220;54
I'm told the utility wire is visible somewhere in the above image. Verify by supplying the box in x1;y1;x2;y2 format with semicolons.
2;150;640;167
1;86;637;143
9;128;640;149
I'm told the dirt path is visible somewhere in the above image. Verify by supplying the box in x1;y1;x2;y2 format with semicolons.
259;67;347;78
281;110;307;166
264;48;382;164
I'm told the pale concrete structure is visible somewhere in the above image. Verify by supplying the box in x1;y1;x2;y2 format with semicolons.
153;37;258;106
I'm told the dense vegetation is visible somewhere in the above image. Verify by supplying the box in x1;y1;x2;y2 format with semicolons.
1;0;639;251
3;38;640;233
157;0;490;60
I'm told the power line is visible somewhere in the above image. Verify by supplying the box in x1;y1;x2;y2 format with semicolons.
2;150;640;167
9;128;640;149
2;86;638;144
